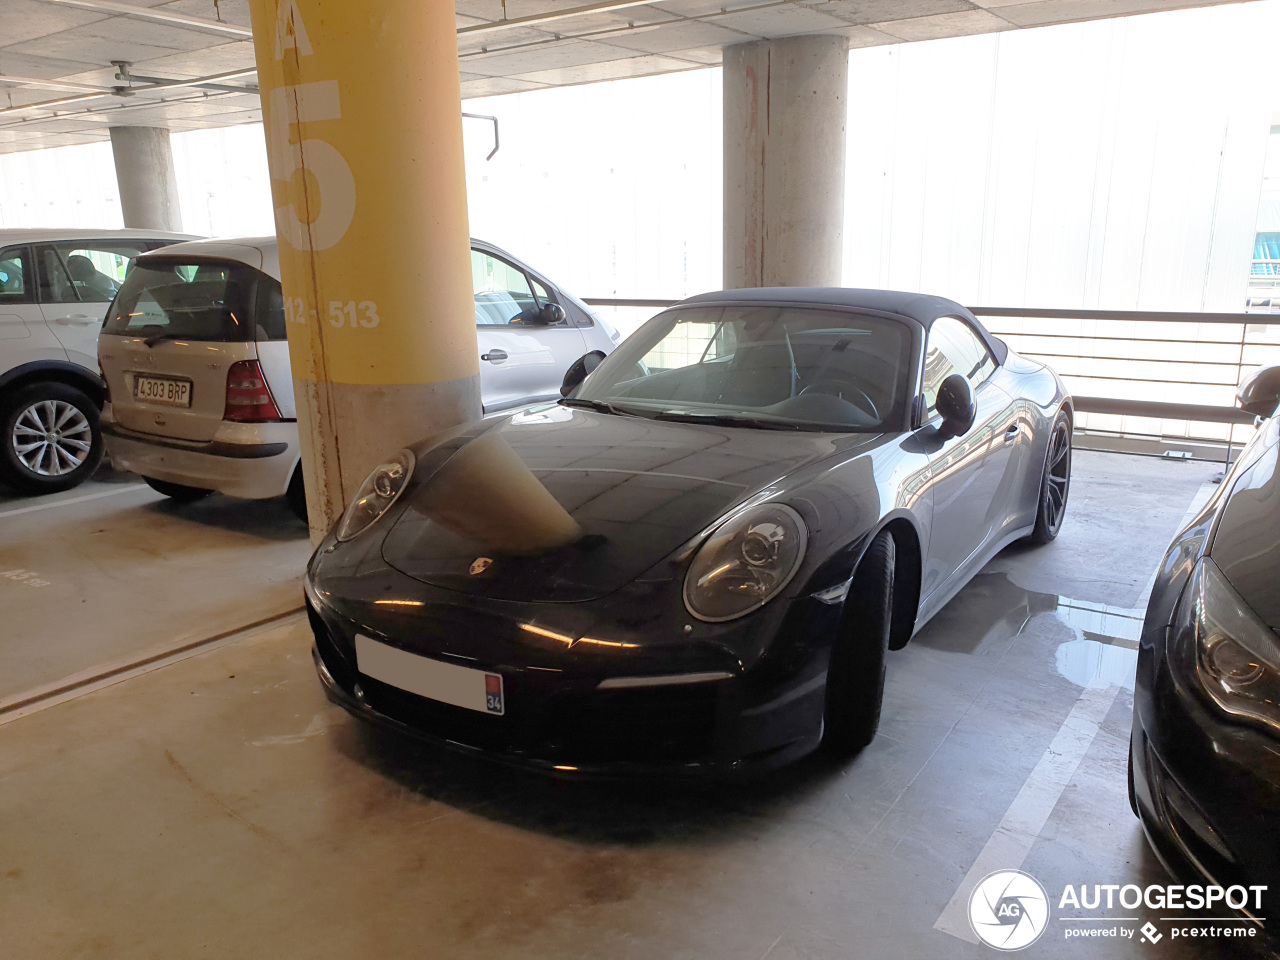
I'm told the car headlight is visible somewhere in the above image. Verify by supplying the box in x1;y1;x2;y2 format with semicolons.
683;503;807;623
1178;557;1280;734
335;449;415;542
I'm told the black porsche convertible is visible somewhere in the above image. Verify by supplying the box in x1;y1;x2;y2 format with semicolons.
304;288;1073;774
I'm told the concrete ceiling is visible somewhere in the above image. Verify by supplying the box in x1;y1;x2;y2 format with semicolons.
0;0;1259;155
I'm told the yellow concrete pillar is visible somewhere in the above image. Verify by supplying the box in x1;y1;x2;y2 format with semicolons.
247;0;481;541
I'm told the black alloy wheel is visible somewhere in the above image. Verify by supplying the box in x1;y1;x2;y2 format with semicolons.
1029;411;1072;545
0;381;103;495
822;529;896;756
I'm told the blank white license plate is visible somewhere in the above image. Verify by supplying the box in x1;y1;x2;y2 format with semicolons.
134;375;191;407
355;634;504;715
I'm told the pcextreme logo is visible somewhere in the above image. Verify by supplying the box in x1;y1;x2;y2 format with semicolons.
968;871;1267;950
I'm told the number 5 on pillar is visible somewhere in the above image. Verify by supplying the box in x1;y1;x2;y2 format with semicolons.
267;81;356;252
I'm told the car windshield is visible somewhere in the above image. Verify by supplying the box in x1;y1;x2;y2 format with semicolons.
103;258;258;342
571;304;915;432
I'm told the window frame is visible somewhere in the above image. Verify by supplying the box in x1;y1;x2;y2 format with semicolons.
35;244;80;304
470;247;568;328
0;244;35;305
34;239;152;305
917;315;999;425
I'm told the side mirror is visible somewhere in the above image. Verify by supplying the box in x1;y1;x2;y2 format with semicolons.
935;373;975;440
1237;364;1280;419
538;302;567;325
561;350;606;397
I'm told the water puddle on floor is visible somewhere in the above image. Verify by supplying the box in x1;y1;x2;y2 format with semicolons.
1055;637;1137;691
920;572;1140;690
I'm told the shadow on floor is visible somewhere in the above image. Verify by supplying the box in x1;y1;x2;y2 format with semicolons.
142;492;309;542
331;714;852;847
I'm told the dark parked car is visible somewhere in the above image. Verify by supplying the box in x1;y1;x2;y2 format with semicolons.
1129;363;1280;930
304;288;1073;774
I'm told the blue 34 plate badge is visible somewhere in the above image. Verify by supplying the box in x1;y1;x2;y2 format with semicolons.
485;673;505;715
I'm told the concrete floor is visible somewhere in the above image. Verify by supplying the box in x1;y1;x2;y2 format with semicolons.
0;469;311;706
0;453;1267;959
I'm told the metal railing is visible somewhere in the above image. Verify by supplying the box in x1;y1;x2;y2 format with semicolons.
583;298;1280;461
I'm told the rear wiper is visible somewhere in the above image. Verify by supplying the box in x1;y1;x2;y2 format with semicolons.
143;332;187;347
558;397;641;417
652;411;801;431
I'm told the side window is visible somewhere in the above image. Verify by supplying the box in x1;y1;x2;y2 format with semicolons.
922;317;997;416
37;246;78;303
471;250;537;326
0;246;32;304
39;242;147;304
529;275;552;304
257;276;287;340
63;243;146;302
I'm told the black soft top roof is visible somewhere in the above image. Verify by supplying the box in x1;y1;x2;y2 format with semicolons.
678;286;1008;364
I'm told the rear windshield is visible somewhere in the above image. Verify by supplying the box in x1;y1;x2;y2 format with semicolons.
103;259;279;342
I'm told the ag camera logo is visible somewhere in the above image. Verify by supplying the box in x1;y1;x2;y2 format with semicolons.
969;870;1050;950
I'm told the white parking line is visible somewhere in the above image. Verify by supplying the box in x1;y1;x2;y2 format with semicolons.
0;484;150;520
934;479;1219;942
933;680;1122;942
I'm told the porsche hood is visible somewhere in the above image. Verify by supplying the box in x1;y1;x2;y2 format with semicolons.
380;406;871;603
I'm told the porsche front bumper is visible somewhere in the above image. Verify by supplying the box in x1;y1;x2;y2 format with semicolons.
303;572;841;777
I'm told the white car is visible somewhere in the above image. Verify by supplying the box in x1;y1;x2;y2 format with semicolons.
98;236;620;519
0;228;197;493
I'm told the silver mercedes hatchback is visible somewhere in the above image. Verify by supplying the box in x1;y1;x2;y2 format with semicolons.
98;236;619;519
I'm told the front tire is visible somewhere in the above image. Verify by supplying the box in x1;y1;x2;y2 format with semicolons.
0;382;103;495
1028;410;1072;545
143;476;213;502
822;529;895;757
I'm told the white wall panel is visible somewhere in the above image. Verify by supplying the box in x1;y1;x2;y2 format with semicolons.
844;3;1280;312
462;69;722;311
0;140;122;229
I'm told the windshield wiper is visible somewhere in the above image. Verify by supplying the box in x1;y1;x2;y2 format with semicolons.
783;324;798;397
652;411;801;431
558;397;641;417
142;332;187;347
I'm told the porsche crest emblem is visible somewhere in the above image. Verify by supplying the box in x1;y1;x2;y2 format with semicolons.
469;557;493;575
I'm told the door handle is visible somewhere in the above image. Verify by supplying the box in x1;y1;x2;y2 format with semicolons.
54;314;98;326
481;349;508;364
1004;423;1020;443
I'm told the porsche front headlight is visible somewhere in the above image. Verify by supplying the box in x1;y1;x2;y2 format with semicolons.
1179;557;1280;734
335;449;415;542
683;503;808;623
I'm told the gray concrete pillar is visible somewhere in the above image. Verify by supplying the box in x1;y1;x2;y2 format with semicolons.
723;34;848;288
108;126;183;232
